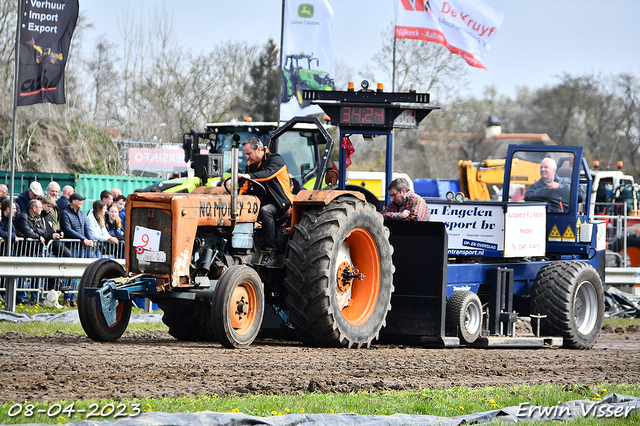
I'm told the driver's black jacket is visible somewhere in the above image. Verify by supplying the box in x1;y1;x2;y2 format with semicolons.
240;148;294;210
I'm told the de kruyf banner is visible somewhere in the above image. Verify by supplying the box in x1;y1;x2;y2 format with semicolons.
280;0;334;121
17;0;79;106
395;0;503;69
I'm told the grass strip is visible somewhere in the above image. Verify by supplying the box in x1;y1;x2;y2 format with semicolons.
0;383;638;424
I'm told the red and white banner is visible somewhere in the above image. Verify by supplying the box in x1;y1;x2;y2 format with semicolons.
395;0;503;69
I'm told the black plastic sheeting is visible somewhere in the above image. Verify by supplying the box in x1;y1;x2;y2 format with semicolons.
15;394;639;426
604;288;640;318
0;310;164;324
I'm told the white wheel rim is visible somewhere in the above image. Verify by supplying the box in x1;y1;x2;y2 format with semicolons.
574;280;598;335
334;242;352;311
465;302;481;335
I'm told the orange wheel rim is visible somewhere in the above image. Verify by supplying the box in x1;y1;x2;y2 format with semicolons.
229;281;257;334
338;228;380;326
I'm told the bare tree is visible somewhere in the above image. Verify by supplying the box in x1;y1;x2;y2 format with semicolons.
364;23;469;96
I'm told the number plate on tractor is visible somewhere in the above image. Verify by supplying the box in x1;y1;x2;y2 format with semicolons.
136;250;166;263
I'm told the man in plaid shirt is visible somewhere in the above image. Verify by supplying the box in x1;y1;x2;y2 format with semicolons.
381;178;430;221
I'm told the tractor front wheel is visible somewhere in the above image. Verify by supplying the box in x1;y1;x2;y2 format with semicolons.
295;82;311;108
78;259;131;342
285;197;394;348
212;265;264;348
530;261;604;349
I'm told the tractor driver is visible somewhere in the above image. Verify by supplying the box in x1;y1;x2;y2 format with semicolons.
239;137;294;266
524;157;584;212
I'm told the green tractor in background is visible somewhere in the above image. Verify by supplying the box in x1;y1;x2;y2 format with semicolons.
281;53;334;108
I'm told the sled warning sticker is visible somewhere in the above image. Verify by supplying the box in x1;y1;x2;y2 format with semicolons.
548;224;562;241
562;225;576;242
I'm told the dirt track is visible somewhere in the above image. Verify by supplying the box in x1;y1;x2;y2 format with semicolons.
1;327;639;403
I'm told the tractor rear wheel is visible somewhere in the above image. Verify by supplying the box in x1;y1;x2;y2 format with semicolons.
158;300;216;342
211;265;264;348
285;197;394;348
530;261;604;349
281;74;291;103
446;290;483;344
78;259;131;342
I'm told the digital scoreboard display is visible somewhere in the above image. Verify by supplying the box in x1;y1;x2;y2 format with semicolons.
339;106;385;126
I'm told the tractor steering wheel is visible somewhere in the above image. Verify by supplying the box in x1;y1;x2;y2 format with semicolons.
223;177;267;198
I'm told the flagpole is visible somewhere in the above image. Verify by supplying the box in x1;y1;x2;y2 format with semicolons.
6;0;25;312
392;0;397;92
392;35;396;92
277;0;286;126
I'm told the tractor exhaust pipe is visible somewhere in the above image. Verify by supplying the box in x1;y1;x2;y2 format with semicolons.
230;134;241;222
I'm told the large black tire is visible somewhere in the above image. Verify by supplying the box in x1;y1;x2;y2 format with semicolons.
78;259;131;342
295;82;311;108
285;197;394;348
157;300;216;342
446;290;482;344
212;265;265;349
530;261;604;349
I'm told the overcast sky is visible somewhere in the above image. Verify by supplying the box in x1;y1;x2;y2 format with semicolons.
80;0;640;100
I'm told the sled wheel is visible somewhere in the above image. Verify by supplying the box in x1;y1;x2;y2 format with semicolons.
446;290;483;344
285;197;394;348
212;265;264;348
296;82;311;108
530;261;604;349
157;300;216;341
78;259;131;342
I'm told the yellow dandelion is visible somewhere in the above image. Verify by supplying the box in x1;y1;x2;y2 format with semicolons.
231;408;239;413
300;408;305;413
285;408;290;413
271;410;278;415
595;397;602;401
330;409;334;414
459;406;464;410
421;393;426;397
448;407;453;411
602;388;608;392
489;399;495;403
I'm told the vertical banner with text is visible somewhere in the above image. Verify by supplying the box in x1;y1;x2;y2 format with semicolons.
17;0;79;106
280;0;334;121
395;0;503;69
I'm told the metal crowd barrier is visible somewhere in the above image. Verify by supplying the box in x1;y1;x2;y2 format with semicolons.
0;238;125;309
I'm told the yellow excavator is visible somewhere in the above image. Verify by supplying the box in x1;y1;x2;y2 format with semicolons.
458;158;541;200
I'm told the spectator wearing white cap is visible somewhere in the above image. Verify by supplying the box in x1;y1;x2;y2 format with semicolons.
15;181;43;214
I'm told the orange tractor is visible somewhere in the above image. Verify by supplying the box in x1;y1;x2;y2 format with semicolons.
77;116;403;348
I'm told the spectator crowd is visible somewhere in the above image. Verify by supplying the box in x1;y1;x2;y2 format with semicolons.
0;181;128;307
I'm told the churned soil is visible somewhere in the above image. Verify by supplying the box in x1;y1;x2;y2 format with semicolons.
1;327;639;403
